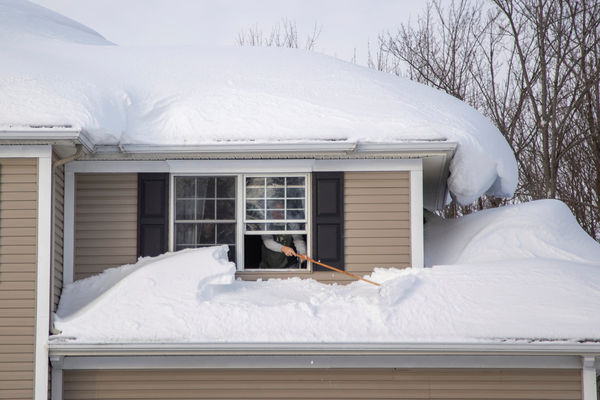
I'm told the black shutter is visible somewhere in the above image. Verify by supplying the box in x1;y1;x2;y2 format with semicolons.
312;172;344;270
138;173;169;257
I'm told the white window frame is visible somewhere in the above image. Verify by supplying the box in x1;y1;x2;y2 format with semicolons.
171;174;238;256
170;172;311;272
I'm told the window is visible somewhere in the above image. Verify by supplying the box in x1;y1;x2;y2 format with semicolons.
244;176;307;233
172;173;310;270
173;176;237;262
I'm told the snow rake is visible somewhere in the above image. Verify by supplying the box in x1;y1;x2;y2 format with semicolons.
291;251;380;287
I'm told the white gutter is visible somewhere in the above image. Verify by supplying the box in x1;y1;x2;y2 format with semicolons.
115;140;457;155
0;127;95;151
118;141;358;153
48;341;600;357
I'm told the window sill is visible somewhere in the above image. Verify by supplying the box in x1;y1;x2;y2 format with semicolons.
235;270;356;284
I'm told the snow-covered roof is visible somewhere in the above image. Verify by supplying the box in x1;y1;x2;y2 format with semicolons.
0;0;517;204
53;200;600;344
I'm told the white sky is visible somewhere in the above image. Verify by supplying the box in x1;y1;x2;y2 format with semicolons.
32;0;430;64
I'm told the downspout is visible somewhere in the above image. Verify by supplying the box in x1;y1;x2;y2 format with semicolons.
50;144;84;335
53;144;83;169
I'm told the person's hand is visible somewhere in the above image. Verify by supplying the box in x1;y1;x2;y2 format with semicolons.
280;246;295;256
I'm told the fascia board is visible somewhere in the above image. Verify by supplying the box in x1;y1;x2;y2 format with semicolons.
47;342;600;357
120;142;359;153
117;141;458;155
0;128;95;151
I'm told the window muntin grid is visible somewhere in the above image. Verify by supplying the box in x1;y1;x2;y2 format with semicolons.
244;176;307;234
174;176;236;261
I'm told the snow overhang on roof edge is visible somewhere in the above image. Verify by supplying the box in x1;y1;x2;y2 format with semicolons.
47;342;600;357
0;127;457;157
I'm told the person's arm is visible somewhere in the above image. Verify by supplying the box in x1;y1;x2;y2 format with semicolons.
292;235;306;255
261;235;283;252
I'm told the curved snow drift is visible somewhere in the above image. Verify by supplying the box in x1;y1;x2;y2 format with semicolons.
425;199;600;266
0;1;516;204
0;0;112;45
54;201;600;343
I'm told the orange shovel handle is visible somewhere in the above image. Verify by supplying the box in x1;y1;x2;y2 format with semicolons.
293;252;380;287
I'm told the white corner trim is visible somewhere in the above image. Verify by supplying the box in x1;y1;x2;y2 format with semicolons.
50;356;64;400
35;148;52;400
582;356;597;400
410;164;424;268
63;170;75;285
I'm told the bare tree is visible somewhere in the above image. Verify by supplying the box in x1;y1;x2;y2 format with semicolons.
237;19;321;51
377;0;600;239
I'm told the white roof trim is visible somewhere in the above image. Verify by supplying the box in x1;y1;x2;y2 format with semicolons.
112;140;457;155
0;127;95;151
48;341;600;357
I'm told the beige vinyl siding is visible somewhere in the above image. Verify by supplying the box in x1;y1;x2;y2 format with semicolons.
345;171;411;275
0;158;37;400
63;368;582;399
74;173;138;280
52;161;64;311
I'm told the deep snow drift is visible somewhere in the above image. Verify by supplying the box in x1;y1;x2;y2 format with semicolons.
0;0;112;45
54;200;600;343
0;0;516;204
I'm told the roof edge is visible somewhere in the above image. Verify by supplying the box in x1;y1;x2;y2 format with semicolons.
0;127;95;151
48;341;600;357
113;140;457;154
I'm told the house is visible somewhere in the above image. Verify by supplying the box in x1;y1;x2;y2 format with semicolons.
1;129;598;400
1;2;599;399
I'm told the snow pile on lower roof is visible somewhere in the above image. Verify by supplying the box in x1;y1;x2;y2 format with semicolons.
54;200;600;343
0;2;516;204
425;199;600;266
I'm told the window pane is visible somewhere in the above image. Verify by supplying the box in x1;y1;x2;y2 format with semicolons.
286;187;304;198
267;177;284;186
286;209;305;219
267;223;285;231
176;200;195;220
286;223;305;231
267;188;284;198
217;177;235;198
267;199;284;209
246;210;264;220
246;199;264;210
246;187;265;198
196;177;215;198
216;199;235;220
196;199;215;220
176;177;195;198
267;209;285;220
197;223;215;244
175;244;195;251
286;176;305;186
246;177;265;187
176;223;195;245
217;223;236;244
286;199;304;209
246;223;266;231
